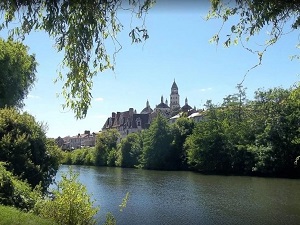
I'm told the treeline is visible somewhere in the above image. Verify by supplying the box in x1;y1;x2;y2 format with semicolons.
63;85;300;177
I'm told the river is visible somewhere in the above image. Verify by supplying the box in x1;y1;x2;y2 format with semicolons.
54;165;300;225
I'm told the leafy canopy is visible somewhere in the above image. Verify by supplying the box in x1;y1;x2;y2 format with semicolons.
0;38;37;109
0;0;155;119
0;107;60;192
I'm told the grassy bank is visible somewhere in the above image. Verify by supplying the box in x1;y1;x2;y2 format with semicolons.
0;205;57;225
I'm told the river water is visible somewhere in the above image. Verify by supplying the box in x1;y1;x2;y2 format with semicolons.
54;165;300;225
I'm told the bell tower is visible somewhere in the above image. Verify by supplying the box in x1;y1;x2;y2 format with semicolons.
170;79;180;110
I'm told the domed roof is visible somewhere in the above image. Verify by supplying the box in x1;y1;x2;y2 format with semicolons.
141;100;153;114
181;97;192;112
156;96;170;109
156;102;170;109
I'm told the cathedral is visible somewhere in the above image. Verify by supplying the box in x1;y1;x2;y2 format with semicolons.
144;79;194;118
102;80;195;139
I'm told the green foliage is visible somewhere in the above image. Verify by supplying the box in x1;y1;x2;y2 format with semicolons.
0;0;155;119
0;108;60;192
116;132;143;168
0;38;37;109
208;0;300;70
95;129;119;166
170;117;195;170
34;168;98;225
141;114;173;170
186;85;300;177
0;205;57;225
61;148;96;166
107;148;118;167
0;162;42;211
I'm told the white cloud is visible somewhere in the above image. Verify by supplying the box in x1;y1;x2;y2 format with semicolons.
28;94;41;99
94;97;104;102
200;88;212;92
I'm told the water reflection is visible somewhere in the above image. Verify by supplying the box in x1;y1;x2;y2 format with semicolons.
54;165;300;225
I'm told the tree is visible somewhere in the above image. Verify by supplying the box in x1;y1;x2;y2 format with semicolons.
185;105;232;173
116;132;143;168
94;129;119;166
170;116;195;170
250;86;300;176
0;38;37;108
0;0;154;119
0;107;59;192
208;0;300;73
140;114;173;170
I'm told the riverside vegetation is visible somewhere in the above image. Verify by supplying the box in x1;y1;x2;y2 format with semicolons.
63;84;300;178
0;108;122;225
1;85;299;225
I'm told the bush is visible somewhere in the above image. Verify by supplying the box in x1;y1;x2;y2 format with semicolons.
34;168;98;225
0;162;41;211
0;108;59;192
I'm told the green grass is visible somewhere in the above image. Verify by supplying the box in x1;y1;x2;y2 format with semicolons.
0;205;58;225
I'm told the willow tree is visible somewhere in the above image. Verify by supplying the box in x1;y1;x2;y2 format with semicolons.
0;0;154;119
208;0;300;75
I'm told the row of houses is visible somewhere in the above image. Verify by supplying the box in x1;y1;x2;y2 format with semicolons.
55;130;98;150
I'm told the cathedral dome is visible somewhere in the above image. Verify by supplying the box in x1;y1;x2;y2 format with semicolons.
181;97;193;112
141;100;153;114
156;96;170;109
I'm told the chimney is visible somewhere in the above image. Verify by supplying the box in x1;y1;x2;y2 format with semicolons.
112;112;116;118
84;130;90;135
129;108;134;117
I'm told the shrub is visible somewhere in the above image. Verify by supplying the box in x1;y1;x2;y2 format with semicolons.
0;108;59;192
0;162;41;211
34;168;98;225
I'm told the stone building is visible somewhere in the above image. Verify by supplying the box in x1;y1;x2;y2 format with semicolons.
102;80;200;138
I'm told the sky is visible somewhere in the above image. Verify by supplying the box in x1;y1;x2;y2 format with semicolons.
1;1;299;138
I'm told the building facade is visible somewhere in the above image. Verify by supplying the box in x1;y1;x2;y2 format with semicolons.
102;80;201;138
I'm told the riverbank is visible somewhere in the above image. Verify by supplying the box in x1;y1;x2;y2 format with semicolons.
0;205;57;225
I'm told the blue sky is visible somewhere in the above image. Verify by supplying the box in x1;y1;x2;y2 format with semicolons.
1;1;299;138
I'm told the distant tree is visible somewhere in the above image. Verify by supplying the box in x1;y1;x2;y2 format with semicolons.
0;38;37;108
250;86;300;176
116;132;143;168
141;114;172;170
95;129;119;166
185;100;232;173
170;117;195;170
0;0;154;119
0;108;60;192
